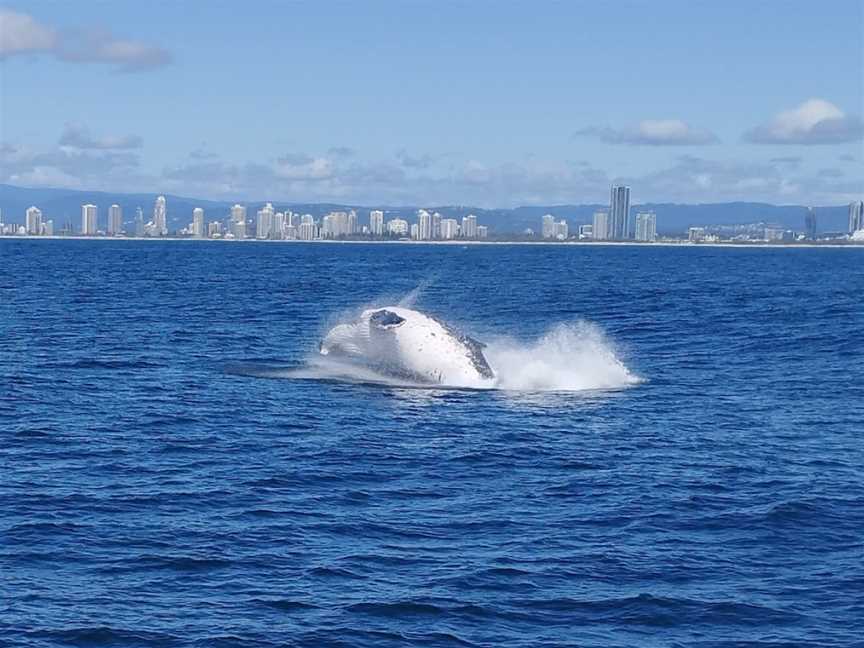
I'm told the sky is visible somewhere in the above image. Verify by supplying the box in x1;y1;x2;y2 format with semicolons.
0;0;862;207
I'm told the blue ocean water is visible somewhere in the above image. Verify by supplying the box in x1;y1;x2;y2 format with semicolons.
1;239;863;648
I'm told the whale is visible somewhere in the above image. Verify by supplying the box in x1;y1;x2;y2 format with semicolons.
319;306;495;387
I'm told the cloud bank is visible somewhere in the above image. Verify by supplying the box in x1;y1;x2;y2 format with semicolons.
744;99;863;145
576;120;718;146
0;9;171;72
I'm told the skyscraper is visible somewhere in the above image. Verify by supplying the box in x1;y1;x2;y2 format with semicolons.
462;214;478;238
541;214;556;239
153;196;167;235
849;201;864;234
592;211;609;241
135;207;145;237
440;218;459;239
805;207;817;240
370;210;384;236
25;206;42;235
609;185;631;240
417;210;432;240
432;212;442;239
231;204;247;224
634;211;657;242
192;207;205;238
108;204;122;235
256;203;274;239
81;204;98;235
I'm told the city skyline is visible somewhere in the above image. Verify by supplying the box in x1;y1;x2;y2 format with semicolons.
0;2;861;207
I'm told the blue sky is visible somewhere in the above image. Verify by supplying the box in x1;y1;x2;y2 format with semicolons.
1;1;862;206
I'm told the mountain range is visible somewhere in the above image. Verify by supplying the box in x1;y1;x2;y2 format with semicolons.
0;184;852;235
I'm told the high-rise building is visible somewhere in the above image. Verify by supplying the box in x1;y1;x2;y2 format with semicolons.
81;204;98;235
387;218;409;236
231;204;247;223
553;220;568;240
322;211;352;238
256;203;274;239
370;210;384;236
440;218;459;240
271;212;285;240
462;214;478;238
689;227;706;242
135;207;145;237
477;225;489;239
635;211;657;242
348;209;358;235
609;185;631;240
417;209;432;240
208;221;223;238
579;224;593;239
43;220;53;236
192;207;205;238
108;204;122;235
298;214;316;241
804;207;817;240
541;214;556;239
153;196;167;235
25;206;42;235
592;210;609;240
432;212;442;239
849;201;864;234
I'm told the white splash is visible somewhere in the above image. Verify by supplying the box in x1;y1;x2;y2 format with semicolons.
483;322;640;392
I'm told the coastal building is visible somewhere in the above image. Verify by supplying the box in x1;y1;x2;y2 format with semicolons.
256;203;275;239
231;204;247;224
153;196;167;235
579;224;593;239
688;227;705;242
81;204;98;235
271;212;285;240
43;220;53;236
322;211;351;238
849;200;864;234
441;218;459;240
208;221;222;238
25;206;42;235
462;214;478;238
592;211;609;240
230;218;246;240
635;211;657;242
370;210;384;236
108;204;123;235
298;214;316;241
410;223;419;240
432;212;442;239
192;208;205;238
418;210;432;240
135;207;145;237
348;210;358;235
553;220;568;240
477;225;489;239
609;185;631;240
805;207;817;240
541;214;556;239
387;218;408;236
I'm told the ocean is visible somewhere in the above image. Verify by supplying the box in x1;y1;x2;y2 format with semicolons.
2;240;863;647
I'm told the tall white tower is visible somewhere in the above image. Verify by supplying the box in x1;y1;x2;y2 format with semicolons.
192;207;205;237
370;210;384;236
25;206;42;235
108;204;123;235
81;204;98;235
153;196;167;235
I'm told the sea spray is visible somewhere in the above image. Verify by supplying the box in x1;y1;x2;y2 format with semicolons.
485;321;640;392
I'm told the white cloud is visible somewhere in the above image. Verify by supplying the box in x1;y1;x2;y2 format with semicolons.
59;123;142;150
0;9;56;55
576;119;718;146
745;99;864;145
0;10;171;72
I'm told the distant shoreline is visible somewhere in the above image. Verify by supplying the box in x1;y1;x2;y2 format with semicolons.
0;235;861;249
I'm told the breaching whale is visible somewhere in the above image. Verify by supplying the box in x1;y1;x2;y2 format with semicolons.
319;306;495;386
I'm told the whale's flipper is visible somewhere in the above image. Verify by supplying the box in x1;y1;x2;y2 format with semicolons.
369;310;406;330
461;335;495;379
